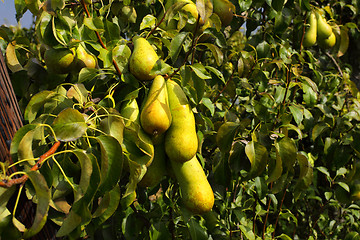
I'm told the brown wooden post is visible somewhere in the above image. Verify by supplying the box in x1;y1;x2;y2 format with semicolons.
0;51;57;239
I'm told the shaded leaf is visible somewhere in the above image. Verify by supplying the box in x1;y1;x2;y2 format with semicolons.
170;32;189;63
216;122;240;153
23;171;51;238
245;141;268;179
276;137;297;171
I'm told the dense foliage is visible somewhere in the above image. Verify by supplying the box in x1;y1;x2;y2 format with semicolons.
1;0;360;239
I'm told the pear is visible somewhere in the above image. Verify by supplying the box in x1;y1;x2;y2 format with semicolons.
138;140;167;188
318;32;336;49
316;11;333;40
212;0;235;27
75;44;97;70
44;48;75;74
140;75;172;137
171;155;214;214
303;11;317;47
165;80;198;163
129;37;159;81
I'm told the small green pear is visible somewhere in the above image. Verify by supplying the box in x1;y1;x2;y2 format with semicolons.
165;80;198;163
171;155;214;214
129;37;159;81
316;11;333;40
44;48;75;74
213;0;235;27
140;75;172;136
318;32;336;49
303;11;317;47
138;140;167;188
75;44;97;70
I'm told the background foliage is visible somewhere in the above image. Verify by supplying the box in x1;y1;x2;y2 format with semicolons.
1;0;360;239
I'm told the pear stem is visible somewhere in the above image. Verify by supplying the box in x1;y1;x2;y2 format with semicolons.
80;0;122;76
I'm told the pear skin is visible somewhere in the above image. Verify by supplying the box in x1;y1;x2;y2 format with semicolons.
319;32;336;49
165;80;198;163
140;75;172;136
213;0;235;27
75;44;97;70
316;11;332;40
129;37;159;81
171;155;214;214
44;48;75;74
303;11;317;47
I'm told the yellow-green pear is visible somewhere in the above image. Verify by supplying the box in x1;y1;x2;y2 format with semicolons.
171;155;214;214
138;141;167;187
44;48;75;74
140;75;172;137
129;37;159;81
316;11;332;40
303;11;317;47
165;80;198;163
213;0;235;27
75;44;97;70
319;32;336;49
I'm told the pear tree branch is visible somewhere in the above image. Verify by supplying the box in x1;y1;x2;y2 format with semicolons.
0;141;61;188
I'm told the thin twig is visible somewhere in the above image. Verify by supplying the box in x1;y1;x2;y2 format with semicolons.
262;182;273;239
0;141;61;188
272;184;288;239
325;51;343;77
80;0;122;76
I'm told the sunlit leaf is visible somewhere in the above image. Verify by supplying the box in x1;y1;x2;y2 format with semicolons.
52;108;88;142
170;32;189;63
6;41;23;72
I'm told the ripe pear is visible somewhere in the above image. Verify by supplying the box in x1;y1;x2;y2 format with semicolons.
138;140;167;187
129;37;159;81
165;80;198;163
171;155;214;214
316;11;333;40
140;75;172;137
303;11;317;47
318;32;336;49
75;44;97;70
212;0;235;27
44;48;75;74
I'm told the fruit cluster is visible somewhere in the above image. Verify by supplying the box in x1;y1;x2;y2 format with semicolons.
127;36;214;214
303;10;336;49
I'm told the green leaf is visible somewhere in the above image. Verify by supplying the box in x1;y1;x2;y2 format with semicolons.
205;66;225;83
87;185;120;234
150;59;172;76
170;32;189;63
276;137;297;171
17;128;36;165
0;186;16;216
24;90;55;123
112;44;132;73
201;97;215;116
267;148;283;183
99;112;124;144
23;171;51;238
311;122;330;142
78;68;99;83
140;14;156;30
272;0;285;12
216;122;240;153
6;41;23;72
189;63;211;79
288;104;303;126
52;108;88;142
198;43;223;66
56;208;82;237
96;135;123;195
245;141;268;179
191;70;205;104
187;217;209;240
84;17;105;32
